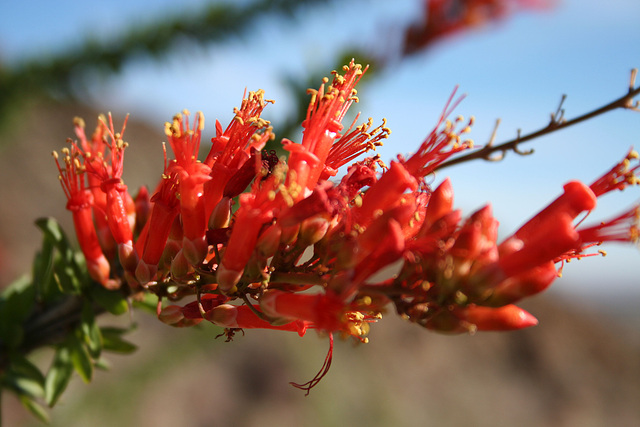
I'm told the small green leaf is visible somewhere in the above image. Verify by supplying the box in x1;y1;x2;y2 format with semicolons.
44;345;73;407
80;302;102;359
69;336;93;384
0;275;35;349
1;275;35;319
35;217;72;255
90;285;129;315
19;393;51;424
53;259;83;295
6;354;46;398
32;235;56;301
100;327;137;354
94;357;112;371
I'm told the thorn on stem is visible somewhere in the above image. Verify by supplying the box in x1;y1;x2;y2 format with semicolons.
551;94;567;125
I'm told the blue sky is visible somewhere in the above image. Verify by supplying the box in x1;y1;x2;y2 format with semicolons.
2;0;639;300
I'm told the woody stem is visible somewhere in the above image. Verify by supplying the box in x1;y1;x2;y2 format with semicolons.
437;71;640;169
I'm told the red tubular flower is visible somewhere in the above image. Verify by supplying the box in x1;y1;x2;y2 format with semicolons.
355;95;471;228
134;186;150;236
294;61;366;191
73;117;116;256
589;149;640;196
217;192;276;291
498;212;579;278
577;207;640;246
483;261;557;306
278;182;335;228
135;171;181;284
180;293;230;319
450;205;498;264
53;60;640;394
509;181;596;247
165;111;212;264
424;304;538;334
419;177;454;235
283;141;322;200
354;161;418;227
206;304;309;337
403;93;473;179
320;116;390;181
352;218;405;286
260;290;377;341
203;90;274;220
80;114;138;272
53;147;112;288
459;304;538;331
158;305;203;328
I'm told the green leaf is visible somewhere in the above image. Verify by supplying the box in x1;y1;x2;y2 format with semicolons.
0;275;35;349
32;231;56;301
69;336;93;384
52;259;83;295
36;217;90;295
90;285;129;315
35;217;72;256
44;345;74;407
100;327;137;354
6;354;46;398
19;393;51;424
94;357;111;371
80;302;102;359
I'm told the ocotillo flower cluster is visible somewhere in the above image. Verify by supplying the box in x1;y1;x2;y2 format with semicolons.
53;60;639;392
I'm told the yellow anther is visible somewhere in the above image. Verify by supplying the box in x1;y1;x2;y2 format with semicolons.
197;111;205;131
73;117;85;128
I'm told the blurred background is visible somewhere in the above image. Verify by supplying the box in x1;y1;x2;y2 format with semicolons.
0;0;638;425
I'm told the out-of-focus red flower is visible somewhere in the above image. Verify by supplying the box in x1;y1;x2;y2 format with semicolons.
403;0;552;55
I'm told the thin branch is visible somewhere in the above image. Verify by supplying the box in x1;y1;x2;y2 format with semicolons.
437;69;640;170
